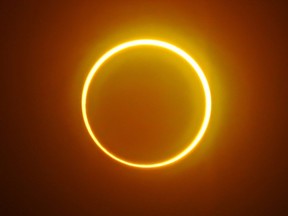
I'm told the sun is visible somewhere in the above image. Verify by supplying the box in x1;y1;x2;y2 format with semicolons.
81;39;212;168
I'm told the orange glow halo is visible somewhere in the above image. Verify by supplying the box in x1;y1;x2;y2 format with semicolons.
81;39;212;168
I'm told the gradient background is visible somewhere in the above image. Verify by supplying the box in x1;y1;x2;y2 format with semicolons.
1;0;288;215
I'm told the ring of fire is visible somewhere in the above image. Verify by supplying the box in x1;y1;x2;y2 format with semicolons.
81;39;212;168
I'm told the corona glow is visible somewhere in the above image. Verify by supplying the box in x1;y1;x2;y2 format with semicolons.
81;39;212;168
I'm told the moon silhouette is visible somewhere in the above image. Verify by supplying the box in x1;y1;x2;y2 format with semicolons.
81;39;212;168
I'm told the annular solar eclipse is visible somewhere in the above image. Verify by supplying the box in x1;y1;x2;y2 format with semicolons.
81;39;212;168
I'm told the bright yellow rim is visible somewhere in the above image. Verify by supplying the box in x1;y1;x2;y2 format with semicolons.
81;39;212;168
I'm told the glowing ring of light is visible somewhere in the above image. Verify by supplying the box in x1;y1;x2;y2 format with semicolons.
82;39;211;168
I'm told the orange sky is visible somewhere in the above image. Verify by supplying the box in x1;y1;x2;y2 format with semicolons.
1;0;287;215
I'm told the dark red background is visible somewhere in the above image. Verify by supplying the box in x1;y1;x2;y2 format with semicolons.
1;0;287;215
